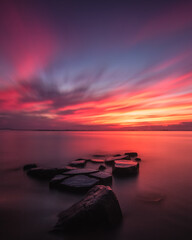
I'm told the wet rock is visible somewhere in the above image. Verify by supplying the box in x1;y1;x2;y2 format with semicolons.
90;172;112;185
98;164;106;171
53;185;122;232
63;168;98;176
113;161;139;176
27;168;64;179
49;175;69;188
23;163;37;171
57;175;100;192
89;158;105;163
69;160;86;167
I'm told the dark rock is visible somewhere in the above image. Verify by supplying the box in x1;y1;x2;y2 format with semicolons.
125;152;138;157
113;154;121;157
63;168;98;176
69;160;86;167
113;161;139;176
92;154;106;158
27;168;64;179
57;175;100;192
23;163;37;171
135;157;141;161
98;164;106;171
49;175;69;188
53;185;122;232
90;172;112;185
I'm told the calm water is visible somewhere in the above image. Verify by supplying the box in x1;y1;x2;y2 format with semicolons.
0;131;192;240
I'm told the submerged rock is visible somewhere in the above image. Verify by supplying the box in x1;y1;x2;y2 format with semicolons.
98;164;106;171
54;185;122;232
90;171;112;185
57;175;100;192
27;168;64;179
113;161;139;176
23;163;37;171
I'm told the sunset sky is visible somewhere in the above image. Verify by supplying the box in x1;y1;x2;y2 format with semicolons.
0;0;192;130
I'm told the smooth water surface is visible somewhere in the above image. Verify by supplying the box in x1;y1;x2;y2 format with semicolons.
0;131;192;240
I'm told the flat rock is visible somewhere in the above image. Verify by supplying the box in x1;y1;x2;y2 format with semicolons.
89;158;105;163
54;185;122;232
23;163;37;171
90;172;112;185
113;161;139;176
58;175;100;192
63;168;98;175
27;168;64;179
62;166;77;171
49;175;69;188
69;160;86;167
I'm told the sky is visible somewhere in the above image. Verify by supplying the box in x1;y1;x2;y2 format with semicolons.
0;0;192;130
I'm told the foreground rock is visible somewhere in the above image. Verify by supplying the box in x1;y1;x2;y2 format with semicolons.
113;161;139;176
58;175;100;192
53;185;122;232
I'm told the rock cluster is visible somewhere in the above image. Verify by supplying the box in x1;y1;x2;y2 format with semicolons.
23;151;141;233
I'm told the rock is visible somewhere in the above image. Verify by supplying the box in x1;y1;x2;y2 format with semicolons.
113;161;139;176
114;160;136;165
89;158;105;163
57;175;100;192
135;157;141;161
53;185;122;232
27;168;64;179
113;154;121;157
125;152;138;158
63;168;98;176
90;172;112;185
92;154;106;158
98;164;106;171
62;166;77;171
49;175;69;188
23;163;37;171
69;160;86;167
105;155;128;165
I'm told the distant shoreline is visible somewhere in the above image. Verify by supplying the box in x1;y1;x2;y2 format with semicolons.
0;129;191;132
